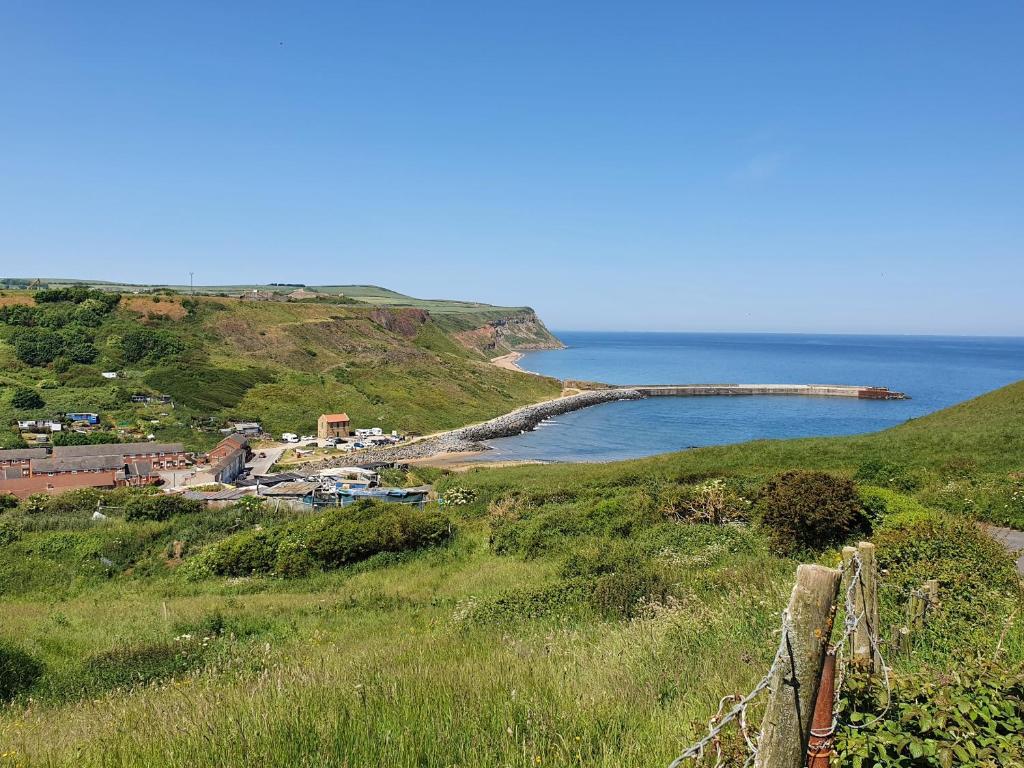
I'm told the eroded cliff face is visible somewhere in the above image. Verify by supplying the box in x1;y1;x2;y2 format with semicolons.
452;310;564;357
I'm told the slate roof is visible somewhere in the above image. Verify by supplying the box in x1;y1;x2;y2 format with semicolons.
53;442;185;458
32;455;125;473
0;448;49;462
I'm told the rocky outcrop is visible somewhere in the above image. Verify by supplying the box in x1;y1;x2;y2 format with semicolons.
370;307;429;338
453;310;564;357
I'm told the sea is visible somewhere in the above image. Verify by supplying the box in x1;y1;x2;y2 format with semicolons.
472;332;1024;463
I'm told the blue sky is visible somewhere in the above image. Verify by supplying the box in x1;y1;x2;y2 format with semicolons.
1;2;1022;334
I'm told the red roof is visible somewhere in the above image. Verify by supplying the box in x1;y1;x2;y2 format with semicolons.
321;413;350;422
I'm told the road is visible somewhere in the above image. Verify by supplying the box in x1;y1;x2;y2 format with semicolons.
246;445;287;476
985;525;1024;576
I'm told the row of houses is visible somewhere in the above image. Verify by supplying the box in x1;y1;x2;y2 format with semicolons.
0;441;189;498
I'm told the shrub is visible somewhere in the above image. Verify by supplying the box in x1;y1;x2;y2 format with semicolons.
0;493;19;512
10;386;44;410
304;503;451;568
658;479;750;524
204;528;281;576
837;660;1024;767
124;494;202;521
0;640;44;701
756;470;868;554
441;486;477;506
198;501;453;577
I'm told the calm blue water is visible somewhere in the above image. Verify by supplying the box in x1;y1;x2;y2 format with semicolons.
475;332;1024;463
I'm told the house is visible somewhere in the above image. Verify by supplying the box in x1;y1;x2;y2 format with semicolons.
0;455;158;498
0;448;49;478
17;419;62;432
317;413;351;439
52;442;188;470
230;422;262;437
203;435;249;484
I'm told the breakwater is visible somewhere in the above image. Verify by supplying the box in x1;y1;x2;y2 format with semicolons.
626;384;907;400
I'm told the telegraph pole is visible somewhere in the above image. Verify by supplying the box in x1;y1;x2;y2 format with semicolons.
189;272;194;295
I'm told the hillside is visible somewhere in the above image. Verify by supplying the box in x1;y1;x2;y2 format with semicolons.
0;375;1021;766
0;286;563;447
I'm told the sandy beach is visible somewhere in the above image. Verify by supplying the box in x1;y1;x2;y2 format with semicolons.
490;351;525;371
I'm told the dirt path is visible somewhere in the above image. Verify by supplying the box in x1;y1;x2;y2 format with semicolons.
985;525;1024;576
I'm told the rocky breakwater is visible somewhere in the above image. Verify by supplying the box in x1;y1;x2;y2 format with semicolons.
309;389;645;468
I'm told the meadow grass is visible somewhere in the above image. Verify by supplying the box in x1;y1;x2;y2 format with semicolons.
1;383;1023;766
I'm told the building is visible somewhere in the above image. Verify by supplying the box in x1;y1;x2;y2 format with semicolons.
317;413;351;439
0;456;158;498
52;442;188;470
0;448;48;478
66;413;100;425
204;435;249;484
229;422;262;437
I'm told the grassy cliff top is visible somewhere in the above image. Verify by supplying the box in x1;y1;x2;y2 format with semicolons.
0;288;562;447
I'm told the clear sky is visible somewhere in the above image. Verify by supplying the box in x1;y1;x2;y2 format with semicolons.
1;2;1022;335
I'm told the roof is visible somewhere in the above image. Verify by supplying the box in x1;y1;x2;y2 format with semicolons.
235;471;305;487
260;481;320;497
33;455;125;473
53;442;185;458
0;448;49;462
320;413;350;422
181;487;253;501
215;434;249;451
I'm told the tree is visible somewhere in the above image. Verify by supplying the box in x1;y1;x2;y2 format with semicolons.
10;327;64;366
10;387;44;410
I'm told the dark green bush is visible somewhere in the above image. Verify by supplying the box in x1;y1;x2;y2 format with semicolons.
199;501;452;577
0;640;44;701
756;470;868;554
304;503;451;568
205;528;281;575
10;386;45;409
0;493;19;512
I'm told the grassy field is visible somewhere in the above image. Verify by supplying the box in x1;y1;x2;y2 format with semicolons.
0;384;1022;767
0;289;562;448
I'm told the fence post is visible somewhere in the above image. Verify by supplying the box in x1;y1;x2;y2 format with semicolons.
853;542;880;673
756;564;842;768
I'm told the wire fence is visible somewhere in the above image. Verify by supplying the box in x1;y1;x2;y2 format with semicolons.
666;551;892;768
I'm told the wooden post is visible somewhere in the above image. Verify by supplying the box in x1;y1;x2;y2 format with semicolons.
854;542;880;673
924;579;939;615
756;564;842;768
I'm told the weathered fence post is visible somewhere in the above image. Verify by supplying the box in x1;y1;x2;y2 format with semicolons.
855;542;880;673
756;564;842;768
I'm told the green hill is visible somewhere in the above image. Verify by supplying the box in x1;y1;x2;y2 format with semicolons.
0;375;1021;766
0;287;562;447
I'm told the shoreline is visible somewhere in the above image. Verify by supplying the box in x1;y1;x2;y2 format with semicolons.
490;351;526;372
305;388;644;471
